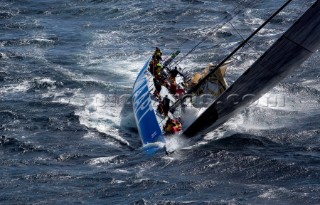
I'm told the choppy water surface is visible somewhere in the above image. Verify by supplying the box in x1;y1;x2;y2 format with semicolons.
0;0;319;204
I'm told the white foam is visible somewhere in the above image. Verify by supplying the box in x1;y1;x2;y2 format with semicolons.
111;179;126;184
0;52;8;59
114;169;130;174
259;188;287;199
35;77;56;84
142;141;166;150
34;38;54;43
77;30;151;83
1;80;31;94
76;93;131;146
88;156;118;166
48;86;131;147
165;135;183;152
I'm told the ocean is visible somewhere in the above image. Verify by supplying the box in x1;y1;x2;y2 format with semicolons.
0;0;319;204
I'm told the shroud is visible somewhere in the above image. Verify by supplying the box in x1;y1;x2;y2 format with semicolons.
184;0;320;137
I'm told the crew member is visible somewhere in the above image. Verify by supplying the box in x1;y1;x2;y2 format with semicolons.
163;118;182;135
169;66;179;78
149;58;155;75
157;95;170;117
169;80;177;95
162;95;170;117
154;47;162;61
175;85;186;98
172;118;182;133
153;77;162;100
156;63;163;73
164;118;175;135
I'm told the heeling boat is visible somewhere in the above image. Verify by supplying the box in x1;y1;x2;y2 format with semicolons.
132;50;229;153
132;0;320;153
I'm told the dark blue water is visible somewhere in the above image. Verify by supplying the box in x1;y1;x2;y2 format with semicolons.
1;0;319;204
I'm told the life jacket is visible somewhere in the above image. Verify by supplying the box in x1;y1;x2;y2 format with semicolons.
154;50;162;57
164;122;175;135
172;119;182;133
175;87;185;98
155;71;164;83
173;126;181;133
156;63;163;69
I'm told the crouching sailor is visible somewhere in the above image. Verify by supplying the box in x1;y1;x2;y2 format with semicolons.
163;117;182;135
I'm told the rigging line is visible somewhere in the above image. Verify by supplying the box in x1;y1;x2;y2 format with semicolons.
172;11;238;66
187;0;294;92
170;0;294;112
171;0;248;67
173;2;201;49
228;22;261;55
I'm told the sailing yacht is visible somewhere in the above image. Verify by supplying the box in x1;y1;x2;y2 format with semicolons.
132;0;320;153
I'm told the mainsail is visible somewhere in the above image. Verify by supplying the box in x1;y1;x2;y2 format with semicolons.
183;0;320;136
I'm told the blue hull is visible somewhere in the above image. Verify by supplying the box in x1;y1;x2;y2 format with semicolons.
132;57;165;152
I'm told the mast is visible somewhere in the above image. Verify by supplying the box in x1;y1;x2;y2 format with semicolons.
170;0;294;111
184;0;320;137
